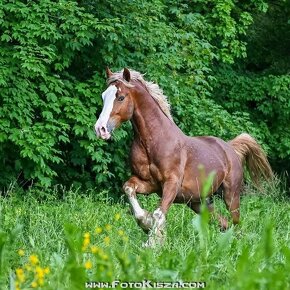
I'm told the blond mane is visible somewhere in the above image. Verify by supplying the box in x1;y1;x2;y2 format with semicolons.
108;69;173;121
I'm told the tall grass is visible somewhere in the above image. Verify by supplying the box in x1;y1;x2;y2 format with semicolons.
0;179;289;289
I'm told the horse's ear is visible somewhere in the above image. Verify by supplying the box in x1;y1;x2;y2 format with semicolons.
123;68;131;82
106;67;113;78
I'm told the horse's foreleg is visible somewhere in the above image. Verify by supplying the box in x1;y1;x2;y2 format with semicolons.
144;177;180;247
123;177;157;232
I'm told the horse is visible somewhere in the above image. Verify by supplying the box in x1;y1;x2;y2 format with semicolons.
94;68;273;247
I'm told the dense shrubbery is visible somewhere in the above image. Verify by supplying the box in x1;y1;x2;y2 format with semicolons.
212;2;290;169
0;0;289;191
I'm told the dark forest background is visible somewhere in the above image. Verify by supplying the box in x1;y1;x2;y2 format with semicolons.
0;0;289;192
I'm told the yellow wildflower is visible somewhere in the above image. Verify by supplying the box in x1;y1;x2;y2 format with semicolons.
16;268;24;276
83;238;90;247
91;245;100;254
18;249;25;257
82;234;90;251
15;281;21;290
29;254;39;265
38;278;44;286
84;232;90;239
35;266;45;279
16;268;25;283
95;227;102;234
31;281;38;288
104;236;110;246
44;267;50;274
25;263;32;271
114;213;121;221
84;260;93;270
105;224;112;231
118;229;124;236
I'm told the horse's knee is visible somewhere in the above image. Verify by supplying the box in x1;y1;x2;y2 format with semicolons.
123;183;135;197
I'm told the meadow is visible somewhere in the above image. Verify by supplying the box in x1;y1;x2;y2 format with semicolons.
0;179;289;290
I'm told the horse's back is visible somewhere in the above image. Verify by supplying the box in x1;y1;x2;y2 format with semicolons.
186;135;236;159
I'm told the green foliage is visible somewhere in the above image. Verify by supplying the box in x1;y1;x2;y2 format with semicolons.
211;1;290;172
0;0;126;189
0;185;289;289
0;0;288;190
213;68;290;159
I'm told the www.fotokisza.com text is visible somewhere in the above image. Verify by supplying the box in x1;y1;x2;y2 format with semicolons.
85;280;206;288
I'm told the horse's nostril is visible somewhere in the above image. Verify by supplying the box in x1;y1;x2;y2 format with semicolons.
100;126;107;134
107;120;115;133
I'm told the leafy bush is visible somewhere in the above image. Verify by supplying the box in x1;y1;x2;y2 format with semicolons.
1;0;288;191
0;0;126;189
213;69;290;159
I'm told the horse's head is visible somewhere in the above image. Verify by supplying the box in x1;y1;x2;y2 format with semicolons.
95;68;134;140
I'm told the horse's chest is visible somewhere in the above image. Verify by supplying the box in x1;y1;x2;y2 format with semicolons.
131;157;162;182
149;163;163;182
131;148;162;182
132;162;150;180
130;148;150;180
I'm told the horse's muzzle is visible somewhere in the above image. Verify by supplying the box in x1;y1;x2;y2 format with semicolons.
94;119;115;140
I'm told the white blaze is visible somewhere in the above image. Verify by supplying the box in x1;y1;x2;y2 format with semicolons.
95;85;117;139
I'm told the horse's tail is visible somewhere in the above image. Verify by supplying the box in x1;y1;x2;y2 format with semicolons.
229;133;273;186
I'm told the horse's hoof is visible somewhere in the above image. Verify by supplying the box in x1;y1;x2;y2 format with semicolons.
142;234;165;248
142;240;155;248
219;217;229;231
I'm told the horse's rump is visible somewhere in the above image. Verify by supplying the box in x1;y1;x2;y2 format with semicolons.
180;136;240;198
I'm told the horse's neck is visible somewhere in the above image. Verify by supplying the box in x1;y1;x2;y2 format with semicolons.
131;87;180;149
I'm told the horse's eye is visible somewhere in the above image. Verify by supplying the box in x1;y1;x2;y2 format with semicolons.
118;96;125;102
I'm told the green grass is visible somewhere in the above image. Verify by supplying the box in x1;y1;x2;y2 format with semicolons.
0;181;289;290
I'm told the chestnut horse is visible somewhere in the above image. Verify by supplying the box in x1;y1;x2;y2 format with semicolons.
95;68;273;246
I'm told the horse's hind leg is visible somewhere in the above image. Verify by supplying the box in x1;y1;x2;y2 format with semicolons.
123;176;157;232
222;173;242;225
187;200;228;230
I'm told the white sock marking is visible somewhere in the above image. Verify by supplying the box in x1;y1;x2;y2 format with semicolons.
125;186;145;219
152;208;165;228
